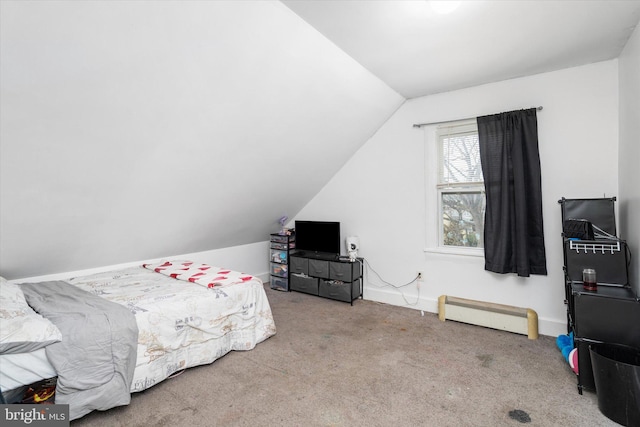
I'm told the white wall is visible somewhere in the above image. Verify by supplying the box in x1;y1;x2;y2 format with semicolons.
295;60;620;336
10;241;271;285
618;23;640;296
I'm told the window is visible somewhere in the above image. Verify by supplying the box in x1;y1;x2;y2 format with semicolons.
437;120;485;249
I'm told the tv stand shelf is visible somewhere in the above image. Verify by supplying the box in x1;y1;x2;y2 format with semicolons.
289;251;363;305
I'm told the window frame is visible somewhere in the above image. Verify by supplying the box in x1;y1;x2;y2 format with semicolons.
424;119;485;256
437;186;486;252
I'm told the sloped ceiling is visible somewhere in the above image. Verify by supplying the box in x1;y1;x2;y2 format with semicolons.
283;0;640;98
0;1;404;278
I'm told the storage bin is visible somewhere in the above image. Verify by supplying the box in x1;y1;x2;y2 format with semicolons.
290;275;318;295
319;279;360;303
270;249;288;264
329;261;361;281
309;259;329;279
590;343;640;427
270;263;288;277
290;256;309;275
270;242;295;250
270;234;293;244
270;276;288;291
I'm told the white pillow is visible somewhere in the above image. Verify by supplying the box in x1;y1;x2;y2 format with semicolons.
0;281;62;354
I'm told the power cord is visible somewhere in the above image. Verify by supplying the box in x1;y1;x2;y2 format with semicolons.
362;258;421;306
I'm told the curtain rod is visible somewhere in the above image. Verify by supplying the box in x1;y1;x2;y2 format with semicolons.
412;106;543;128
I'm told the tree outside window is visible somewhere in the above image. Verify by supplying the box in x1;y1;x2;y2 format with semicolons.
437;120;485;248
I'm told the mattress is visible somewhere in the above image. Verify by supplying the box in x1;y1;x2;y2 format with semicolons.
0;348;56;392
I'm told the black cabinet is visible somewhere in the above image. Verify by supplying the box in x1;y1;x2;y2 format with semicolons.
289;253;362;304
570;284;640;393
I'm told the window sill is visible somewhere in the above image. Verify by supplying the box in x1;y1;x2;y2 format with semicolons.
423;247;484;257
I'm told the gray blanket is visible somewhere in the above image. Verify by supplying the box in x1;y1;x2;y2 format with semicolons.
20;281;138;420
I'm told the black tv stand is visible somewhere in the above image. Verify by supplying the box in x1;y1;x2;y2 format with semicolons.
289;251;363;305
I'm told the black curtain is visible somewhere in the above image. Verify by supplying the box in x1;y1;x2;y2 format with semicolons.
477;108;547;277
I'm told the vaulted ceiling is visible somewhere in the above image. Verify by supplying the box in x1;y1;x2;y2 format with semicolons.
1;1;639;279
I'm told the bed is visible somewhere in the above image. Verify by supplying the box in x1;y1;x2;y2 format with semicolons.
0;260;276;419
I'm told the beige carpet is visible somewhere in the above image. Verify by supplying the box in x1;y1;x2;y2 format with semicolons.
72;285;618;426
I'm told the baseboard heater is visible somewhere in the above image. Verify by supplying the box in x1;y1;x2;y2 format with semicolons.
438;295;538;340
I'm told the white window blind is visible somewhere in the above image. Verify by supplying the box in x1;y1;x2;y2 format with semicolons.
437;120;483;187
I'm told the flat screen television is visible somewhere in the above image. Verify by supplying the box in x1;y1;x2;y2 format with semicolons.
294;220;341;256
